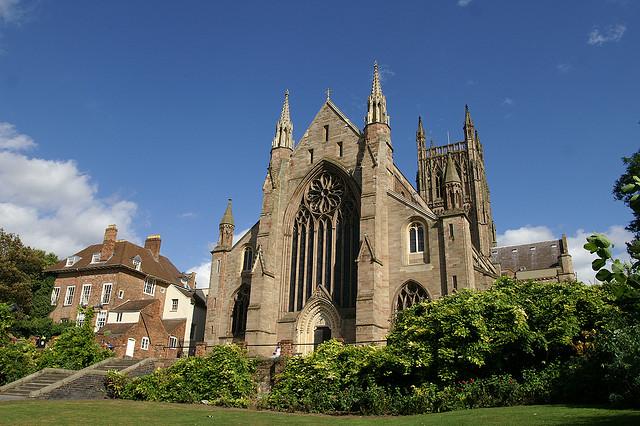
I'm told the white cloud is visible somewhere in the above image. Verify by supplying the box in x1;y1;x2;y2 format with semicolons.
0;0;22;24
190;260;212;289
556;63;572;73
497;225;633;283
0;122;138;256
502;97;514;106
0;122;36;151
566;226;632;284
497;225;555;246
457;0;472;6
588;24;626;46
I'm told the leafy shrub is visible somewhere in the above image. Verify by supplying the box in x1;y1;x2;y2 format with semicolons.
38;307;112;370
105;370;129;399
0;340;40;386
267;340;419;414
387;278;621;384
120;344;256;407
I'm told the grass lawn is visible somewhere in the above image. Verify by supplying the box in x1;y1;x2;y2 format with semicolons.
1;400;640;425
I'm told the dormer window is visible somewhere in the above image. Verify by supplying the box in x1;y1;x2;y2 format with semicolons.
65;256;80;267
132;255;142;271
91;253;101;263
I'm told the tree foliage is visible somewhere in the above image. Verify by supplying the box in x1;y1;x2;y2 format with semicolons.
37;307;112;370
387;279;617;384
0;228;58;317
613;149;640;242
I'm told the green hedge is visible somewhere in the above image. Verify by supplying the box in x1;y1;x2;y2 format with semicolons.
108;344;256;407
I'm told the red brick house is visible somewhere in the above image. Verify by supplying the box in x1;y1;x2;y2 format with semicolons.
46;224;205;358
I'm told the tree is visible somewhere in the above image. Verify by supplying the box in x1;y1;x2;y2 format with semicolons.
0;229;58;315
587;174;640;311
613;149;640;254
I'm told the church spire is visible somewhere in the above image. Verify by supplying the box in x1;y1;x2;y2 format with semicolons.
366;62;389;126
445;154;461;184
272;90;294;150
416;116;426;148
463;104;475;142
217;199;235;250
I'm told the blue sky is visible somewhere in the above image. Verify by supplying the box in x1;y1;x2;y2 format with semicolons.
0;0;638;285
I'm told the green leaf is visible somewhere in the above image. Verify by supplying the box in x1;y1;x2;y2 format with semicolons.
611;260;625;274
593;234;612;249
621;183;637;194
583;242;597;252
597;247;613;259
592;258;606;271
596;269;612;282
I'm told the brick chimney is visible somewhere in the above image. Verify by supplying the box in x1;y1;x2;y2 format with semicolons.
145;234;161;260
100;224;118;261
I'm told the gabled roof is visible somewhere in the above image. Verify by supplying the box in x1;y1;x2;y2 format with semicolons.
46;240;183;285
492;239;564;272
162;319;186;335
96;323;134;336
110;299;157;312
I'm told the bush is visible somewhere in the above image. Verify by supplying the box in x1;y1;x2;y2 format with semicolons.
38;307;112;370
0;340;40;386
387;278;622;384
267;340;414;414
119;344;256;407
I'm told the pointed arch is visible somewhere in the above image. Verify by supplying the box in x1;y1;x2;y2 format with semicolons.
295;290;342;354
230;283;251;338
394;280;430;312
282;161;360;313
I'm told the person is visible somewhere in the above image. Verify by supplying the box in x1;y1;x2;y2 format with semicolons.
271;343;281;359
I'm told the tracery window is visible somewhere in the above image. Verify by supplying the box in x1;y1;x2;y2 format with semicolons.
409;222;425;253
242;247;253;271
231;283;250;338
396;281;429;312
288;171;359;312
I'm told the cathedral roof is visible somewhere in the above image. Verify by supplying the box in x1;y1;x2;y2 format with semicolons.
444;155;461;183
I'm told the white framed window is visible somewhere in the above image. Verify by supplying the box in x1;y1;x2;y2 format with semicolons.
118;290;125;299
64;286;75;306
242;247;253;271
116;312;123;322
51;287;61;305
76;311;85;327
409;222;425;253
168;336;177;349
143;277;156;295
101;283;113;305
95;310;107;331
171;299;178;311
132;255;142;271
65;256;80;267
90;253;101;263
80;284;92;306
141;336;150;350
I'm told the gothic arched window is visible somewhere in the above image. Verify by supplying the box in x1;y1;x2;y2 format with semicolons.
409;222;425;253
231;284;250;338
288;171;359;312
435;172;442;199
242;247;253;271
396;281;429;312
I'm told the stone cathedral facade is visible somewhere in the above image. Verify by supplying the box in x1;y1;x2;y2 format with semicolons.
205;64;506;356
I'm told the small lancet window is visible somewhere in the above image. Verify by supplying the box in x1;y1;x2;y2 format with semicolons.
242;247;253;271
409;222;425;253
323;125;329;142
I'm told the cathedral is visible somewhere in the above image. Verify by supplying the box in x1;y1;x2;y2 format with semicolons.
203;63;562;356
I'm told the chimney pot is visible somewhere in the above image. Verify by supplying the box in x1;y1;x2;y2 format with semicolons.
145;234;162;260
100;224;118;261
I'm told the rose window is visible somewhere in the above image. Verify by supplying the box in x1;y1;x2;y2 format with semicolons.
306;172;344;216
